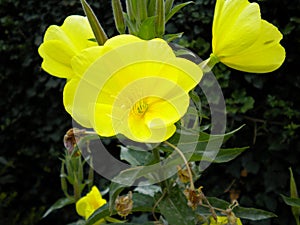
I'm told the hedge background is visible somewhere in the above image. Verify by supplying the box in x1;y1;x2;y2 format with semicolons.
0;0;299;224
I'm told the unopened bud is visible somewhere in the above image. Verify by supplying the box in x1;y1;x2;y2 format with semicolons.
112;0;126;34
155;0;165;37
115;191;133;217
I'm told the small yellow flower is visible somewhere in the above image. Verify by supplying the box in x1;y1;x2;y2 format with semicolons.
204;216;243;225
63;34;203;142
211;0;285;73
76;186;107;220
38;15;97;78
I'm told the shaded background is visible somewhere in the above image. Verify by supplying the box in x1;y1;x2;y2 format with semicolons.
0;0;299;224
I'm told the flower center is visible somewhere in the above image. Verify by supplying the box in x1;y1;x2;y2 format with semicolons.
132;99;148;116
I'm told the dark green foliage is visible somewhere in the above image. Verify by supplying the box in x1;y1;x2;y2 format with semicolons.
0;0;115;224
0;0;299;224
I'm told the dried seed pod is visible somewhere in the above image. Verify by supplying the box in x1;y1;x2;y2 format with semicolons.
115;191;133;217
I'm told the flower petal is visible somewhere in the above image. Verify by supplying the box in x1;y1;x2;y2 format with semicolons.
38;43;74;78
63;78;95;127
213;0;261;56
60;15;97;50
221;20;286;73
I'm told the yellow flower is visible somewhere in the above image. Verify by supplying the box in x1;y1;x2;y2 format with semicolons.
38;15;97;78
211;0;285;73
204;216;243;225
63;34;203;142
76;186;107;220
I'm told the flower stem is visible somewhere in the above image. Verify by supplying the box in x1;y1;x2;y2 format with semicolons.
199;53;219;73
164;141;194;190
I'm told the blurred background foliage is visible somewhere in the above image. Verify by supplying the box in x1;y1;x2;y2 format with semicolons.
0;0;299;224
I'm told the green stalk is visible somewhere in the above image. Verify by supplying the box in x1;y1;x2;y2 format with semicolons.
165;0;174;14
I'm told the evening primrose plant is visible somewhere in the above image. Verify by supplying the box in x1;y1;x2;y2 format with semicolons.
39;0;285;224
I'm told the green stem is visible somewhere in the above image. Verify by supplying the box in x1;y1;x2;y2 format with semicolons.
199;53;219;73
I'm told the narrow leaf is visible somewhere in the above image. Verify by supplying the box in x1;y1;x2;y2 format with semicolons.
165;2;193;23
281;195;300;207
163;32;183;42
42;197;75;218
165;0;174;14
80;0;108;45
289;167;300;225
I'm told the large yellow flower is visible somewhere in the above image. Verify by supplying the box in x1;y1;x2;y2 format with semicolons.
38;15;97;78
211;0;285;73
63;34;203;143
76;186;107;220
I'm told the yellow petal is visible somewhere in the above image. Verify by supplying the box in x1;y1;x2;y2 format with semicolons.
90;103;117;137
221;20;286;73
63;79;95;127
60;15;97;50
71;46;110;78
38;43;74;78
213;0;261;56
104;34;143;48
76;186;107;220
39;40;76;65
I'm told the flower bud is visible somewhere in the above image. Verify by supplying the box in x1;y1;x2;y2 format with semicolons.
112;0;126;34
155;0;165;37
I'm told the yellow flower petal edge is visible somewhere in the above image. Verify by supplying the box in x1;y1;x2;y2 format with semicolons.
38;15;97;78
203;216;243;225
64;35;203;142
76;186;107;220
211;0;285;73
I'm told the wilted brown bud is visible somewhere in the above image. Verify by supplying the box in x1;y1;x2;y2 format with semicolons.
177;165;191;183
225;209;238;225
183;187;204;210
115;191;133;217
63;128;85;153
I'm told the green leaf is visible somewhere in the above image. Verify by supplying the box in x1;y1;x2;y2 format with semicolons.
87;193;157;225
165;1;193;23
42;197;75;218
80;0;108;45
163;32;183;42
120;145;154;166
289;167;300;225
108;182;127;212
165;0;175;14
137;16;157;40
233;206;277;220
205;197;277;220
191;147;249;163
281;195;300;207
158;186;196;225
